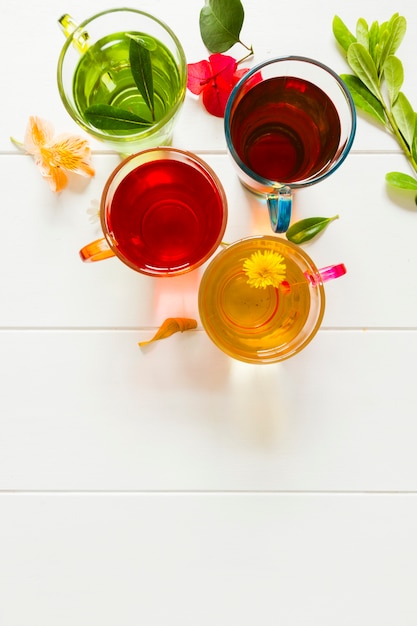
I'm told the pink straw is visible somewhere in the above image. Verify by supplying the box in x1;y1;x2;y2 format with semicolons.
305;263;347;286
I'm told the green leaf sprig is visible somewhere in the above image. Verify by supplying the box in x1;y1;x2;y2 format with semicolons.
84;36;155;132
333;13;417;202
199;0;253;59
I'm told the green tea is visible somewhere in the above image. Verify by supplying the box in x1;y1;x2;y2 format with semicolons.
73;31;183;135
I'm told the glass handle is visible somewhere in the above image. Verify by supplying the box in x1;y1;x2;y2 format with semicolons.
305;263;347;286
58;14;90;53
79;238;115;263
267;186;292;233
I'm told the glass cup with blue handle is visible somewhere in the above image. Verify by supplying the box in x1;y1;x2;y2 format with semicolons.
224;56;356;233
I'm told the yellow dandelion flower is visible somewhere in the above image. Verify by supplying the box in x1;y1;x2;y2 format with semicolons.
11;116;95;192
243;249;286;289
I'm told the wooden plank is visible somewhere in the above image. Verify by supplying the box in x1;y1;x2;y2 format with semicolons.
0;492;416;626
1;329;416;491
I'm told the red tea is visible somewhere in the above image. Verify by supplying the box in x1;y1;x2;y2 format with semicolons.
229;76;341;183
105;158;226;275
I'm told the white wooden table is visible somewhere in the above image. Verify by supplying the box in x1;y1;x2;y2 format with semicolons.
2;0;417;623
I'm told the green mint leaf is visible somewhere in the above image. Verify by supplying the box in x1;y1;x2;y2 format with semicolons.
84;105;153;131
412;115;417;163
377;14;406;73
199;0;245;52
332;15;356;52
368;21;380;62
356;18;369;50
340;74;385;124
286;215;339;245
374;29;389;73
347;42;382;100
383;55;403;106
392;92;415;148
333;14;417;205
386;171;417;190
128;34;155;120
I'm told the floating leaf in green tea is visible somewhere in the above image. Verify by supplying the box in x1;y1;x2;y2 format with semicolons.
84;104;153;131
128;35;155;121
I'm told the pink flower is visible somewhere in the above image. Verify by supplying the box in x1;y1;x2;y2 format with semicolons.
187;53;249;117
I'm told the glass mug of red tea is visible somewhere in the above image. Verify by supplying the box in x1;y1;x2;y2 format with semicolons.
57;8;187;154
80;148;228;276
198;236;346;364
224;56;356;233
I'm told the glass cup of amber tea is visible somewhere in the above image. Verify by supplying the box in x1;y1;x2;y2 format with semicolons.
57;8;187;153
224;56;356;233
80;148;228;277
198;236;346;364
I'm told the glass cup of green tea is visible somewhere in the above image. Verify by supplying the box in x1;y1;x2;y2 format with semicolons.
79;148;228;277
57;8;187;153
224;56;356;233
198;236;346;364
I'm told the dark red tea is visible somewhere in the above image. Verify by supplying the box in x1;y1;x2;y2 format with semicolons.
105;158;226;275
229;76;341;183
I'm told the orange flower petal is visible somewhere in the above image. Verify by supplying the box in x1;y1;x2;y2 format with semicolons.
139;318;198;347
49;134;95;177
24;116;54;155
39;161;69;193
18;116;95;192
49;167;69;193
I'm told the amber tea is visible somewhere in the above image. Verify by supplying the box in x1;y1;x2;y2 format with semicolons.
198;237;326;364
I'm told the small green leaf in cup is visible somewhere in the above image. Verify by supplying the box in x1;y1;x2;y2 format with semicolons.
128;34;157;52
84;104;153;131
286;215;339;244
128;34;155;121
